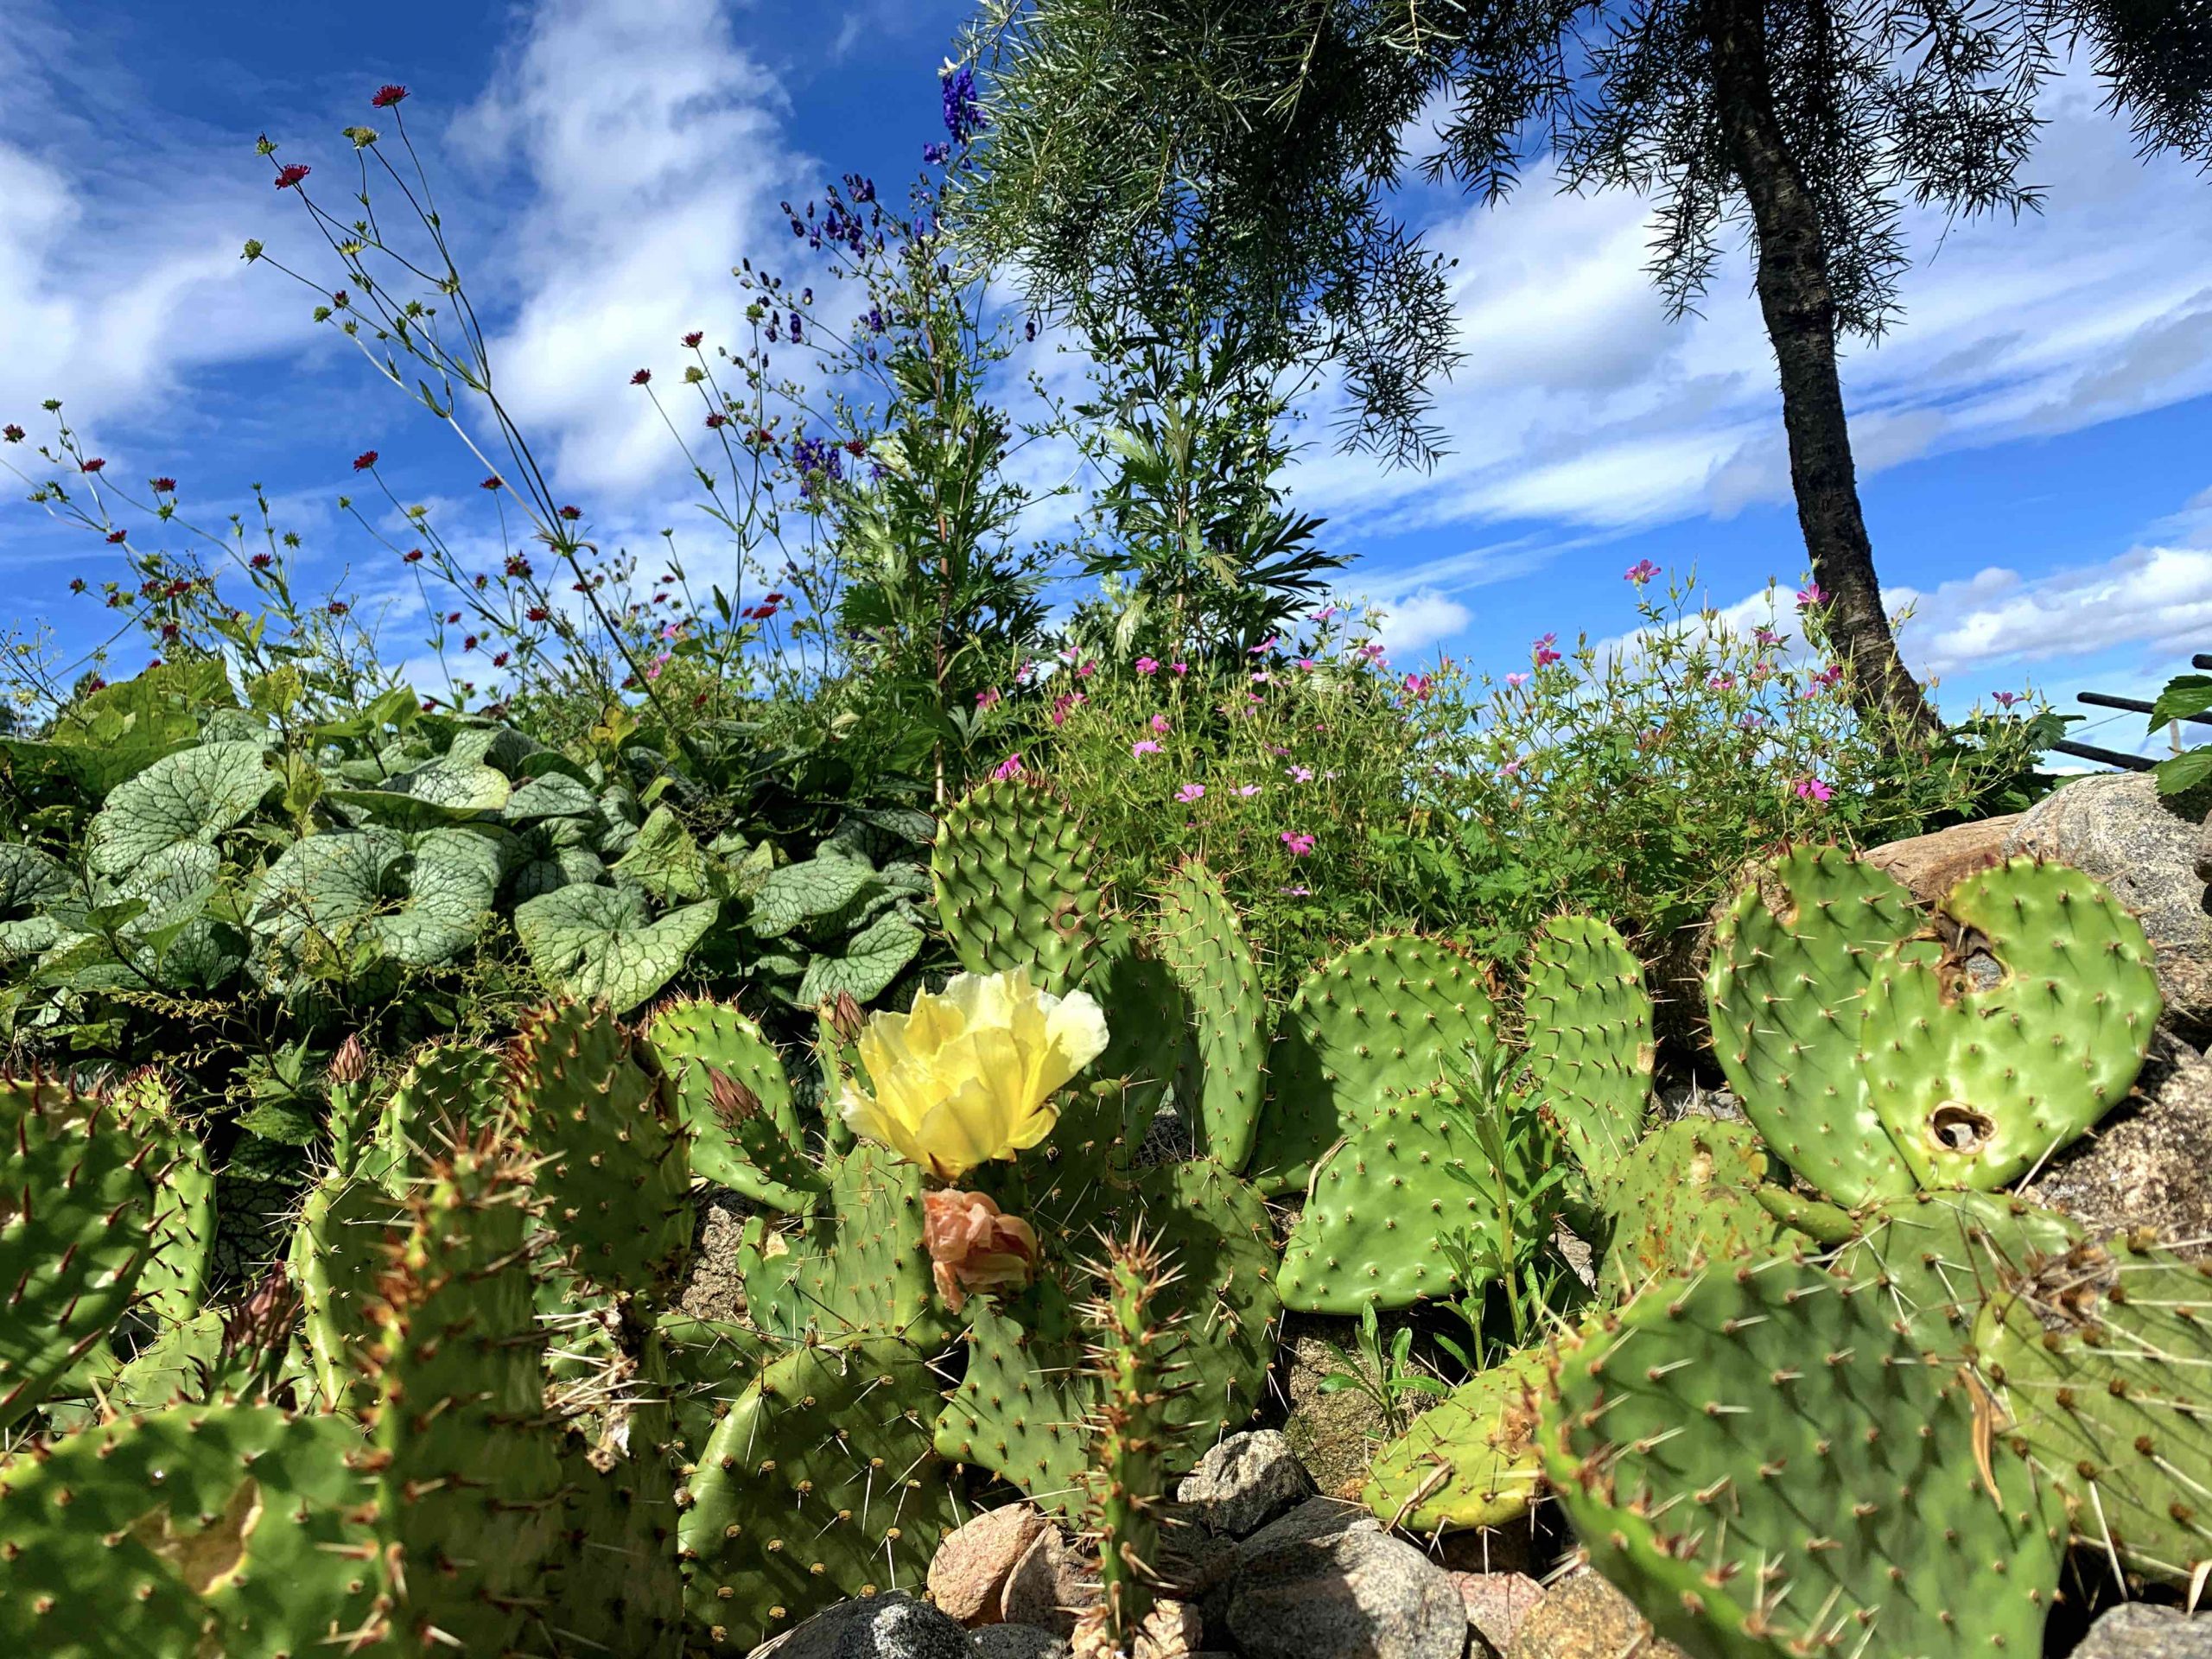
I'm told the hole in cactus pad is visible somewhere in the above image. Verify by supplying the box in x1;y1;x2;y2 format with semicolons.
1927;1101;1996;1154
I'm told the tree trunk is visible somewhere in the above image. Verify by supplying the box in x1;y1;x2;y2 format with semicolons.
1700;0;1936;734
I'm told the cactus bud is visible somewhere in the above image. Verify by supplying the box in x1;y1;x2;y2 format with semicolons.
708;1067;761;1124
328;1033;372;1086
827;990;865;1046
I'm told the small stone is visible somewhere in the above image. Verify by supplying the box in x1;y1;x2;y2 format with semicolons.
1863;817;2017;906
969;1624;1070;1659
2070;1604;2212;1659
1236;1495;1381;1560
1000;1527;1095;1635
1229;1530;1465;1659
931;1502;1050;1625
752;1594;964;1659
1508;1570;1691;1659
1451;1572;1544;1657
832;1595;972;1659
1176;1430;1319;1537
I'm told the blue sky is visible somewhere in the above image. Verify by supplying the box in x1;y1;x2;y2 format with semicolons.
3;0;2209;760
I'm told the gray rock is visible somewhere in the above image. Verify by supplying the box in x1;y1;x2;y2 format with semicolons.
752;1594;954;1659
969;1625;1070;1659
831;1595;973;1659
2004;772;2212;1038
1176;1429;1319;1537
998;1527;1094;1634
1451;1572;1544;1658
681;1189;754;1320
2070;1604;2212;1658
1236;1495;1382;1559
2022;1036;2212;1256
1229;1529;1466;1659
930;1502;1050;1624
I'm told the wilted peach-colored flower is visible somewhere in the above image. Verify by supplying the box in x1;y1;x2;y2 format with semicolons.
923;1188;1040;1311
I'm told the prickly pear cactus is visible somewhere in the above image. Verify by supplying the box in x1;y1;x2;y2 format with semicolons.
1363;1346;1548;1534
1859;857;2160;1192
744;1141;943;1345
0;1402;375;1659
1522;915;1652;1185
359;1141;565;1655
1978;1232;2212;1587
0;1071;155;1427
1251;933;1497;1195
1154;857;1264;1169
641;995;820;1210
289;1168;407;1414
505;999;692;1296
1707;845;1926;1207
347;1039;503;1190
680;1336;965;1647
1082;1233;1177;1645
112;1069;214;1328
1826;1188;2082;1361
1278;1096;1488;1313
934;777;1103;995
1541;1255;2066;1658
1710;848;2160;1207
1595;1118;1783;1299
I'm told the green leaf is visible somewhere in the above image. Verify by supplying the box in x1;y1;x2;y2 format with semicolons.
328;756;512;828
379;829;501;966
2148;674;2212;727
613;805;709;903
0;845;78;962
512;886;716;1012
86;741;273;875
795;911;923;1007
2154;746;2212;797
504;772;598;822
747;855;878;939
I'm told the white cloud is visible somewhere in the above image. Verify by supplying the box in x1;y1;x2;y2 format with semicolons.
1358;588;1471;660
448;0;807;498
1891;546;2212;678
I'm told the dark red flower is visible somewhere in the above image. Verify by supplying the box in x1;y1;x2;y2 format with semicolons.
446;611;461;623
87;677;106;691
480;474;504;491
463;634;479;651
371;84;409;108
150;476;176;493
275;163;311;190
525;607;548;622
630;369;652;386
251;553;273;569
704;412;728;429
81;457;105;473
842;439;867;456
682;330;703;347
557;505;581;520
327;600;349;616
351;450;378;471
3;424;25;442
68;577;86;593
505;555;531;578
765;591;786;603
493;651;510;667
402;548;423;563
160;622;180;640
105;529;126;543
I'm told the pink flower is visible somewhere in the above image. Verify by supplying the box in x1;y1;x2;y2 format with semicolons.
1280;830;1316;857
1401;672;1431;700
1149;713;1170;733
1050;691;1085;727
1131;740;1162;758
922;1189;1039;1313
1504;671;1530;688
1279;884;1312;896
1796;777;1834;804
1312;605;1338;622
1171;662;1189;677
1297;657;1316;671
1174;783;1205;804
1135;657;1160;676
1286;765;1313;783
976;686;1001;711
992;753;1025;781
1815;664;1844;689
1357;643;1387;664
1251;671;1271;684
1249;635;1278;655
1796;582;1827;607
1624;559;1660;584
1533;632;1561;667
1234;785;1261;798
1754;626;1783;648
1707;674;1734;691
1076;658;1096;677
1993;690;2022;709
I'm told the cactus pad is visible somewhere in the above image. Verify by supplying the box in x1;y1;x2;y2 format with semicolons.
1154;857;1265;1169
1979;1233;2212;1587
1522;915;1652;1185
747;1141;943;1345
933;777;1103;995
1541;1255;2066;1658
352;1039;503;1189
1252;933;1497;1195
1363;1345;1548;1534
680;1336;964;1646
1279;1096;1490;1313
1858;857;2161;1192
0;1072;154;1427
1595;1118;1783;1300
0;1403;375;1659
641;995;819;1210
1826;1188;2082;1361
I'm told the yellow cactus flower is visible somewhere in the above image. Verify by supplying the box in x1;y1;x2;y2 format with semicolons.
839;967;1110;1180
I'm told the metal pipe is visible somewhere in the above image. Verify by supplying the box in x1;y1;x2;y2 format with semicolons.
2076;691;2212;729
2051;739;2157;772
